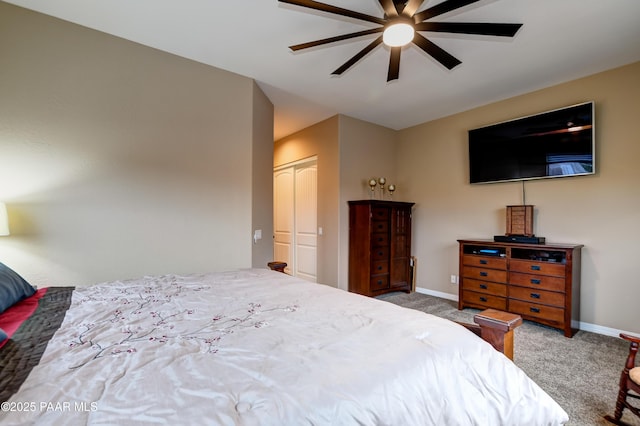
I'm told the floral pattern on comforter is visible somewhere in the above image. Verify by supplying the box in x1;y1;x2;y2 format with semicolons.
67;276;298;368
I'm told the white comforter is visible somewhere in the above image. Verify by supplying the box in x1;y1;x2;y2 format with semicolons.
2;269;568;425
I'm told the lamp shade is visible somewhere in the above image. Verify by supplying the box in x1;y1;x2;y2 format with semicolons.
0;203;9;236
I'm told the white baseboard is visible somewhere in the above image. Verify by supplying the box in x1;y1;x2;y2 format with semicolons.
414;287;632;339
575;321;631;338
415;287;457;302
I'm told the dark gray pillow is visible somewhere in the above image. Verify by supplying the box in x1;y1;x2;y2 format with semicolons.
0;262;36;313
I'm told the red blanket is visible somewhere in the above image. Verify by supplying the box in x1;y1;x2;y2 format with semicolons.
0;288;48;348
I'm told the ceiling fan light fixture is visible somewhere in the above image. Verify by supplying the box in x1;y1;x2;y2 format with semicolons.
383;22;415;47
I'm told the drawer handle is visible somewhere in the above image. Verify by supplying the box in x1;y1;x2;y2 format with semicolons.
531;279;541;285
530;307;540;313
530;293;540;299
378;251;384;256
479;284;488;289
377;280;383;285
479;259;488;265
531;265;541;271
480;297;488;302
377;266;383;270
479;272;488;277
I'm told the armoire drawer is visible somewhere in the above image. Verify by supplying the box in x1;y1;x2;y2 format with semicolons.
371;246;389;260
371;207;390;221
371;233;389;247
372;220;389;234
370;274;389;291
371;260;389;275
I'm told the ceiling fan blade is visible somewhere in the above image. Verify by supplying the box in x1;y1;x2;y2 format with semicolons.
413;33;461;70
279;0;386;25
414;0;480;22
290;28;383;51
378;0;398;17
332;36;383;76
401;0;425;17
415;22;523;37
387;47;401;81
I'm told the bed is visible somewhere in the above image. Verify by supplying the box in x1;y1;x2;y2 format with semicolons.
0;267;569;425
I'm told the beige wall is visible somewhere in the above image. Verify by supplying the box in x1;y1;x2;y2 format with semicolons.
274;116;340;286
338;116;400;290
397;62;640;333
251;82;275;269
0;3;274;287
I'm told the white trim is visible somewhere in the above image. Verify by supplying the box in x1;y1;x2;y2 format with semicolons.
415;287;458;302
414;287;635;339
575;321;636;338
274;155;318;172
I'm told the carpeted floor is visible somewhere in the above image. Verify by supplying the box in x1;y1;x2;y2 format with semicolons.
377;291;640;426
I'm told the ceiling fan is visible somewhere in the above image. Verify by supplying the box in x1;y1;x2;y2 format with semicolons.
279;0;523;81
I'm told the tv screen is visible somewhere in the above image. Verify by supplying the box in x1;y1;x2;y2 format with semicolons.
468;102;594;184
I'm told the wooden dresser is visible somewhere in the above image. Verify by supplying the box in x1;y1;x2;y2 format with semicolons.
349;200;414;297
458;239;582;337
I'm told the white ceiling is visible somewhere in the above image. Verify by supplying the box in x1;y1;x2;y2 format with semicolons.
6;0;640;140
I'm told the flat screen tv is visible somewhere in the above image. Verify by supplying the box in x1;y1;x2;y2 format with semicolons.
468;102;594;184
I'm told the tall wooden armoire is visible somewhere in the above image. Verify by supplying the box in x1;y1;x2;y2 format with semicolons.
348;200;414;297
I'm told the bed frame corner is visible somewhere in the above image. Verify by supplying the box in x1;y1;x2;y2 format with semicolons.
459;309;523;360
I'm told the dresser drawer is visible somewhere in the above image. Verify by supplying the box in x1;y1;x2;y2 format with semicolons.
370;275;389;291
509;272;566;292
462;255;507;270
509;299;565;323
462;290;507;310
510;259;565;277
462;278;507;297
462;266;507;283
371;260;389;275
509;286;565;308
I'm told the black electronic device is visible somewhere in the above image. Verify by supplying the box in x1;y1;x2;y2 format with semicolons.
469;102;594;184
494;235;546;244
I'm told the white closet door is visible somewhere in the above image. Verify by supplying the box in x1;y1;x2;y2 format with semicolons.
294;163;317;282
273;168;294;274
273;159;317;281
